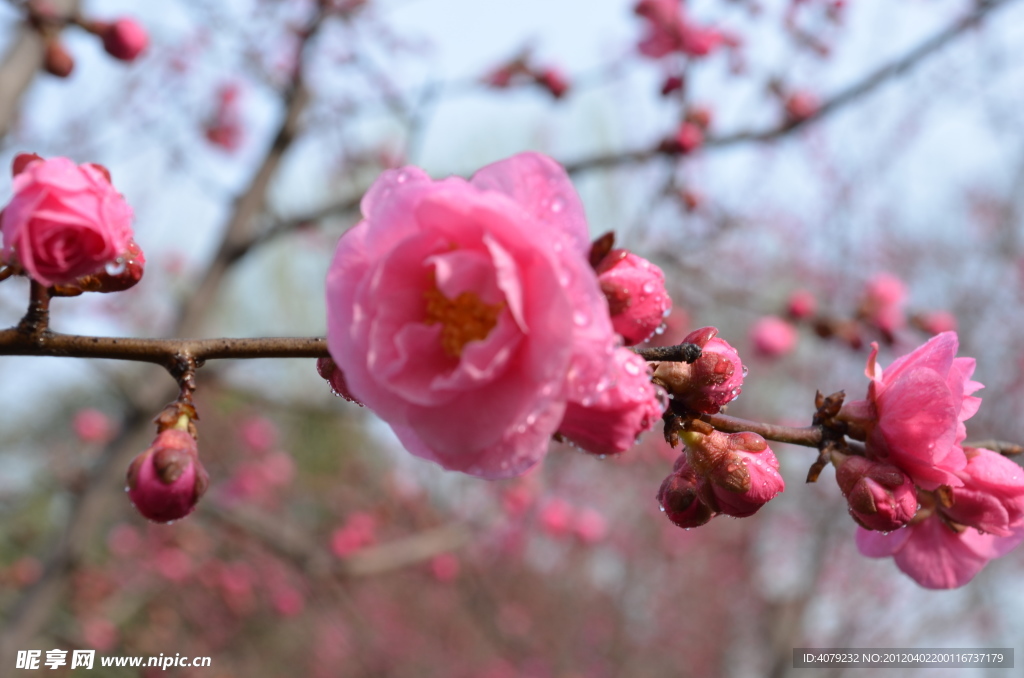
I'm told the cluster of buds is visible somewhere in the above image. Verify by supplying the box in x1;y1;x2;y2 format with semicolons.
658;430;785;528
28;2;148;79
126;403;208;524
482;52;570;99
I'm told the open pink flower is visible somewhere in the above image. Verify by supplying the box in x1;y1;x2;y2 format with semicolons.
1;156;135;286
856;448;1024;588
325;153;617;479
840;332;982;490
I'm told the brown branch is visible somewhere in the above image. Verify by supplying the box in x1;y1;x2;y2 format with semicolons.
699;412;823;448
964;440;1024;456
0;329;328;369
562;0;1018;176
15;281;50;338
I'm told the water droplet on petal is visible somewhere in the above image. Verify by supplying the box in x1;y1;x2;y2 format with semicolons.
105;258;126;276
550;197;565;213
573;311;589;327
624;360;641;376
642;282;656;294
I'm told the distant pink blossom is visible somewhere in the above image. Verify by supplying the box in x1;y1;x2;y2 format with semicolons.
205;84;244;152
634;0;728;59
99;18;148;62
784;90;820;121
325;153;619;479
859;272;907;336
429;553;461;582
749;316;798;358
239;416;278;453
573;507;609;543
595;250;672;345
330;512;377;557
786;289;816;319
917;310;958;335
840;332;981;490
539;498;573;537
674;122;704;153
74;408;115;444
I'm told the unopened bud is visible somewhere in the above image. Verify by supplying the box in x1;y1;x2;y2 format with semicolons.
833;453;917;531
98;18;148;62
595;250;671;345
126;429;208;523
44;40;74;78
658;456;715;529
317;356;363;405
683;430;784;517
652;327;745;414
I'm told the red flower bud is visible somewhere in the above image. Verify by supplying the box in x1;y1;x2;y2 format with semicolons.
595;250;672;345
126;429;208;523
658;455;715;528
683;430;784;517
834;454;917;531
652;326;745;414
317;356;363;405
99;18;148;62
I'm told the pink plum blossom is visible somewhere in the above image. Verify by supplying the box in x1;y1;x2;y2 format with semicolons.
652;326;745;414
784;90;819;122
556;348;664;456
594;250;672;345
833;453;917;532
856;448;1024;589
1;156;135;286
749;316;798;358
839;332;982;490
916;310;958;335
330;513;377;557
324;152;622;479
126;429;209;523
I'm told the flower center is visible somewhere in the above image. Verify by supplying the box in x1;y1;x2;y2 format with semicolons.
423;282;503;358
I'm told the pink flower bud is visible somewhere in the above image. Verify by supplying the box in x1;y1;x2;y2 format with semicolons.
126;429;209;523
595;250;672;345
660;75;683;96
859;272;907;336
675;122;704;153
684;430;784;517
784;90;819;122
44;41;74;78
834;453;917;531
558;348;665;456
11;153;42;176
652;327;745;414
73;408;115;444
749;316;798;358
539;498;573;537
685;105;713;130
916;310;957;335
99;18;148;62
239;416;278;453
657;456;715;528
316;356;363;405
786;289;816;319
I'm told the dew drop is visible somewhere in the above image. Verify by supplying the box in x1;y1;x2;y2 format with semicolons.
741;366;749;378
395;170;410;183
550;197;565;213
659;506;666;512
573;311;589;327
525;414;538;426
642;282;656;294
624;360;641;376
105;258;126;276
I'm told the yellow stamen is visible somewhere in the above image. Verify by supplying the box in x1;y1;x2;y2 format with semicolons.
424;282;503;358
